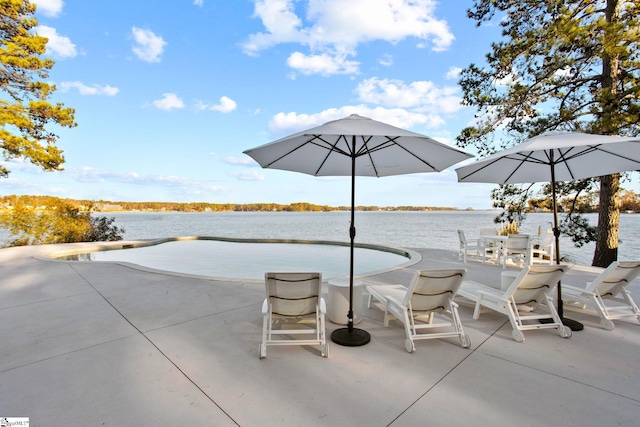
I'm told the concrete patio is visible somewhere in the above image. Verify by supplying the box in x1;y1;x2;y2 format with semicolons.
1;241;639;426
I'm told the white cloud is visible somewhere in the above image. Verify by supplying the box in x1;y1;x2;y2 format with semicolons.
229;170;265;181
36;25;77;58
70;166;227;192
269;105;445;135
378;54;393;67
225;156;257;166
355;77;463;114
193;0;204;6
211;96;237;113
60;81;119;96
33;0;64;17
242;0;454;76
445;66;462;80
195;96;238;113
287;51;359;76
152;93;185;110
131;27;167;63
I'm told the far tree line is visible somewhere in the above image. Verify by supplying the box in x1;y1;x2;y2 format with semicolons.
0;195;461;213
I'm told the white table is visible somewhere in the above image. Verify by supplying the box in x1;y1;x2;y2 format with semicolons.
327;277;363;325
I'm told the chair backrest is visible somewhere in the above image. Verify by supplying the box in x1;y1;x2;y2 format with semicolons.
585;261;640;296
507;234;530;251
504;264;568;305
404;269;467;312
540;229;554;248
265;272;322;316
457;230;466;245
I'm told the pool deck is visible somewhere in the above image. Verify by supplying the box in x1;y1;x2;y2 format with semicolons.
1;241;639;426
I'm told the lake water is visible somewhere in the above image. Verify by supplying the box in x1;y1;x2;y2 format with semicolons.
2;210;639;266
102;210;639;266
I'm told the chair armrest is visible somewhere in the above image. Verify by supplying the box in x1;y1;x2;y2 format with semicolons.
261;299;268;314
319;297;327;314
385;295;404;310
476;289;508;304
562;284;591;297
365;285;388;305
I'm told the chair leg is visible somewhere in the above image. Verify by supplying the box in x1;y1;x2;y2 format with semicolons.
260;310;269;359
383;305;391;327
505;302;525;342
402;308;415;353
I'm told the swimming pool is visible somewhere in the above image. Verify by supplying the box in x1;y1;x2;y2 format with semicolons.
58;237;418;280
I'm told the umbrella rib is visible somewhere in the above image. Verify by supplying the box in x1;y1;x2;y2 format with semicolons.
459;152;543;183
312;134;351;175
357;135;380;177
359;136;442;171
558;144;640;167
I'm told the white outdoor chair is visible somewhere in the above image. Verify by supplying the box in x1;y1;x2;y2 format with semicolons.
531;229;554;264
457;230;482;263
502;234;532;268
259;272;328;358
479;227;500;262
562;261;640;330
457;264;572;342
366;269;471;352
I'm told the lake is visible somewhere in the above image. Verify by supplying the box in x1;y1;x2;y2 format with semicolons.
2;210;638;265
98;210;639;266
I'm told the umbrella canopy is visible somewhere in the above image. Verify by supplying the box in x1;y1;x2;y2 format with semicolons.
456;130;640;330
455;131;640;184
244;114;473;346
245;114;472;178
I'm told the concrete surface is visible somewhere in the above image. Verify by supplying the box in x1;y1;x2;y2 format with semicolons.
1;241;639;426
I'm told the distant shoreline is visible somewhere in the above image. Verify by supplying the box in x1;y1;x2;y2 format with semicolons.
0;195;471;213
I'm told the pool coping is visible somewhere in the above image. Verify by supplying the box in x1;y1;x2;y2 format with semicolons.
39;235;422;283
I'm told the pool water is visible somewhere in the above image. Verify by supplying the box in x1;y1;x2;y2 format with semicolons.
69;239;413;280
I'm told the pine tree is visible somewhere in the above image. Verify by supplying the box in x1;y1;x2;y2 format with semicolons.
458;0;640;267
1;0;76;178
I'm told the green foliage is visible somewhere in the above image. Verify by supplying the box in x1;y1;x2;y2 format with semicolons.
0;0;76;177
560;213;598;248
0;197;124;246
458;0;640;266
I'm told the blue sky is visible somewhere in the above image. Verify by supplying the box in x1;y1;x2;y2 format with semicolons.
2;1;636;209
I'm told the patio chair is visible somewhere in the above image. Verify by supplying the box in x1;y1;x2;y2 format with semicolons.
259;272;328;358
456;264;572;342
366;269;471;352
457;230;482;263
531;229;554;264
501;234;532;268
479;227;499;262
562;261;640;330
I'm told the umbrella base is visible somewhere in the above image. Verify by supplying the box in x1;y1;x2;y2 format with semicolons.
540;317;584;331
331;327;371;347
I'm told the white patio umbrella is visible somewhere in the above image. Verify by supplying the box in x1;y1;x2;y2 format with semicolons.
244;114;473;346
456;130;640;330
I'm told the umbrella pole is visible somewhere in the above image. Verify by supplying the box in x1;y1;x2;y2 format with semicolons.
331;137;371;346
547;157;583;331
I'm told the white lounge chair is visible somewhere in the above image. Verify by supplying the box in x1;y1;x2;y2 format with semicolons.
457;264;572;342
562;261;640;330
366;269;471;352
259;272;328;358
457;230;482;263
